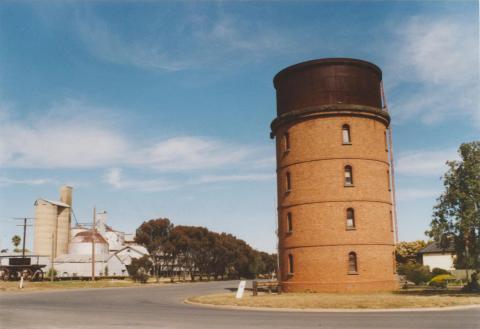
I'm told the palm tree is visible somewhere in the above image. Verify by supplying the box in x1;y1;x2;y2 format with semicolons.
11;235;21;249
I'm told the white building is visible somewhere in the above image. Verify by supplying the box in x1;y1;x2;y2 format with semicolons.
420;242;456;271
51;211;148;278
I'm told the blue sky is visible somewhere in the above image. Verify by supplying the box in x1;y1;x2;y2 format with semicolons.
0;1;478;252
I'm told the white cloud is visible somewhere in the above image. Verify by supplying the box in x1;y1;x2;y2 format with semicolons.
396;188;440;202
0;99;268;173
0;99;129;169
195;173;275;184
0;176;53;187
75;12;298;72
386;16;479;126
132;137;252;171
104;168;274;192
396;148;459;177
104;168;180;192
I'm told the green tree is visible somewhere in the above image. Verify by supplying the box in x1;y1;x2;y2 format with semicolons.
128;255;152;283
395;240;427;265
11;235;21;249
134;218;173;282
427;141;480;289
398;262;432;285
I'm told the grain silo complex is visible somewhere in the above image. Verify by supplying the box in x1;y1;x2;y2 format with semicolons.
34;186;73;258
271;58;397;292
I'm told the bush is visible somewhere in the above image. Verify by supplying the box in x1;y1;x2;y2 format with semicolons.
128;256;152;284
398;262;432;285
46;268;58;279
431;268;451;276
428;274;456;288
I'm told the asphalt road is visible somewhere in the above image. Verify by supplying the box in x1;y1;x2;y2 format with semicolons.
1;281;479;329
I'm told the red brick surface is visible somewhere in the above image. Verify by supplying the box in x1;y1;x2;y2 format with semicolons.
275;115;397;292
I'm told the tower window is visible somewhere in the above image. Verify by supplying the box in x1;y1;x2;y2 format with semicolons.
284;132;290;152
387;169;391;191
346;208;355;229
288;254;294;274
342;124;351;144
344;165;353;186
348;252;358;274
390;210;394;232
286;172;292;192
287;212;293;233
393;251;397;274
384;130;388;152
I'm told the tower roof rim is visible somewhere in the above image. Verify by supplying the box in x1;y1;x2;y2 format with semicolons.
273;58;383;88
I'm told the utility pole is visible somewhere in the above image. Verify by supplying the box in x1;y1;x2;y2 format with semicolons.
92;206;96;281
51;232;55;281
14;217;33;258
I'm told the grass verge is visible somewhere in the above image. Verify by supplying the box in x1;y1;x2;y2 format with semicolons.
188;290;480;309
0;278;171;293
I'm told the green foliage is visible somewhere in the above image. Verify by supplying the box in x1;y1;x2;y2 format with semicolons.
427;141;480;272
11;235;21;248
135;218;173;281
134;220;276;281
428;274;456;288
128;255;152;283
396;240;427;264
431;268;451;276
398;262;432;285
47;268;58;279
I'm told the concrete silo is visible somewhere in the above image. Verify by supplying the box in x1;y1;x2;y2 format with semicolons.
271;58;397;292
34;186;73;257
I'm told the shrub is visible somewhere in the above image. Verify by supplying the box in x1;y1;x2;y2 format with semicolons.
428;274;456;288
398;262;432;285
431;268;451;276
128;256;152;284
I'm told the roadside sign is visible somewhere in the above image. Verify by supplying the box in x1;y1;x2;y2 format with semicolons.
236;280;246;299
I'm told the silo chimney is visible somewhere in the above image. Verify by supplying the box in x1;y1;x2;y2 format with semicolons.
60;185;73;206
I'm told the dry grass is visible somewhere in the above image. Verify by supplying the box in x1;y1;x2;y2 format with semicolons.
188;290;480;309
0;278;166;293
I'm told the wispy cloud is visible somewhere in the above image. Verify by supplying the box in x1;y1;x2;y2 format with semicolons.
396;187;440;202
386;15;479;126
0;98;273;191
0;98;269;172
104;168;275;192
0;98;129;168
396;148;459;177
75;11;298;72
0;176;54;187
104;168;181;192
131;137;253;172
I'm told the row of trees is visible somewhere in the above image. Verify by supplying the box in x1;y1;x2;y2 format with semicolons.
133;218;276;282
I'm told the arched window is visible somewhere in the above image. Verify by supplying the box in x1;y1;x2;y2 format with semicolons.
390;210;394;232
287;212;293;233
284;132;290;152
384;130;388;152
346;208;355;229
393;251;397;274
342;124;351;144
288;254;294;274
344;165;353;186
286;172;292;192
387;169;391;191
348;252;358;273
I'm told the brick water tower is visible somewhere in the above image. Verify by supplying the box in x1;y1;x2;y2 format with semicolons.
271;58;398;292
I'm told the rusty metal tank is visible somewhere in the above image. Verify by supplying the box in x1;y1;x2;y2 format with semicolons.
274;58;382;115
